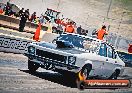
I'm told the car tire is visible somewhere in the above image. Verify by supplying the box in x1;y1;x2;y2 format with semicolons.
77;81;85;90
28;60;39;72
109;69;120;79
79;64;92;80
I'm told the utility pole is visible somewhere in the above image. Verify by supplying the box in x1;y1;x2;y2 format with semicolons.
103;0;112;23
8;0;10;2
118;11;126;30
104;0;112;41
107;0;112;19
57;0;60;10
106;0;112;32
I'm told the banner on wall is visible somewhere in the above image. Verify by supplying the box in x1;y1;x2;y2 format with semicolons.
0;34;32;53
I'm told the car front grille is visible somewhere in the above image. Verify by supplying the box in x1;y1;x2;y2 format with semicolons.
36;49;67;62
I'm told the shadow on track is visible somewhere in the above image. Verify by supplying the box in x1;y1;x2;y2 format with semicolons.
19;69;77;88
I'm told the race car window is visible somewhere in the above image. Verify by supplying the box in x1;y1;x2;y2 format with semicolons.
106;44;117;59
82;39;99;52
107;45;113;58
98;43;107;57
57;34;84;48
112;50;117;59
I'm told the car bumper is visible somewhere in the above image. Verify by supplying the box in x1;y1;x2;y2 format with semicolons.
24;53;80;70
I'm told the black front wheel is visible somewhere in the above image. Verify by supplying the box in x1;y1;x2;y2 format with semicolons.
108;69;120;79
76;64;92;89
28;60;39;72
78;64;92;80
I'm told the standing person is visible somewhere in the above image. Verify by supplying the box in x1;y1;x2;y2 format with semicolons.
19;10;29;32
30;12;37;22
39;14;45;24
18;8;24;17
25;9;30;20
64;22;75;33
45;21;52;33
56;24;63;34
0;5;4;14
96;25;108;40
77;25;82;35
81;29;87;36
4;2;11;16
33;22;41;41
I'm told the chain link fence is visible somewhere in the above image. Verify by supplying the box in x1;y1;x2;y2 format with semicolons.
106;33;132;67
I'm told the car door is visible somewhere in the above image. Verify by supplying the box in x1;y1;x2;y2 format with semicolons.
91;43;107;77
100;44;117;78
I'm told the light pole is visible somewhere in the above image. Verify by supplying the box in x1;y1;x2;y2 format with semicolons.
107;0;112;19
103;0;112;23
57;0;60;10
118;11;126;30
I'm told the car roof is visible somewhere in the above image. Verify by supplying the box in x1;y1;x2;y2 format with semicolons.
61;33;116;49
61;33;102;42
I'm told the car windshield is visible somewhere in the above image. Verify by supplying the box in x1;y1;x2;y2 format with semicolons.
56;34;100;52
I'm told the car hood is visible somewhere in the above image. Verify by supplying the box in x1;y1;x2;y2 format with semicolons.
36;42;87;54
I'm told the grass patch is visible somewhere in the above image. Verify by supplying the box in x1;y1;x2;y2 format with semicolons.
115;0;132;18
116;0;132;10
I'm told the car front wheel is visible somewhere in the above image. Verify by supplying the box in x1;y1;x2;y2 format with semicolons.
78;64;92;80
109;69;120;79
28;60;39;72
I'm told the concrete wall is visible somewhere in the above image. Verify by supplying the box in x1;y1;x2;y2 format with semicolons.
0;33;33;54
0;30;59;54
0;27;34;39
0;15;48;31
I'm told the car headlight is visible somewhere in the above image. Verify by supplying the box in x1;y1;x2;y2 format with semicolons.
68;56;76;65
28;46;35;54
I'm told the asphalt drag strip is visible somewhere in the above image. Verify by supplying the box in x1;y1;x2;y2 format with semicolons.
0;52;132;93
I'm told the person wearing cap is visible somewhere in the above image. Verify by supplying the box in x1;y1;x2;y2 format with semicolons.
97;25;108;40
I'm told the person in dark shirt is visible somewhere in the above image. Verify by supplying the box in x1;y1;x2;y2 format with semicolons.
77;25;82;35
56;24;63;34
18;8;24;16
81;29;87;36
4;2;11;16
19;9;29;32
25;9;30;20
30;12;37;22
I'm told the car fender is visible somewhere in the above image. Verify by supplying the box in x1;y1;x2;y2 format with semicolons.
78;60;93;71
114;66;125;76
112;67;121;74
